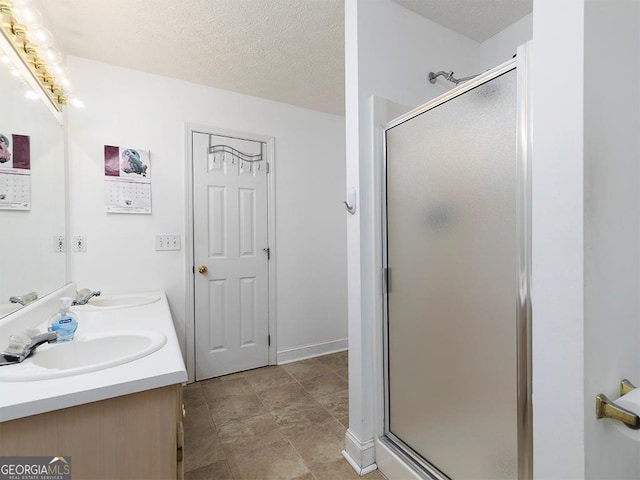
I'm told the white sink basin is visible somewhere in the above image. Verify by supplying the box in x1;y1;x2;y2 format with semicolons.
72;294;160;310
0;330;167;382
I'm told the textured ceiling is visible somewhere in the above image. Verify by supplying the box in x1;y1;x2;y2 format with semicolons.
392;0;532;42
37;1;532;117
38;0;345;115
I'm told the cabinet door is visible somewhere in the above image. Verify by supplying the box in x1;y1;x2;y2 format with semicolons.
0;385;181;479
177;384;185;480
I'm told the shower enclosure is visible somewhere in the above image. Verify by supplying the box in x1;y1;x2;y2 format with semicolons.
382;48;531;479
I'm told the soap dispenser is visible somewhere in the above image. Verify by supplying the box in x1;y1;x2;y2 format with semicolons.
48;297;78;342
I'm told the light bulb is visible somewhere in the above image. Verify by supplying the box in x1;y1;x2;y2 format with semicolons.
26;25;53;47
42;46;62;65
69;97;85;108
12;4;42;27
57;72;71;87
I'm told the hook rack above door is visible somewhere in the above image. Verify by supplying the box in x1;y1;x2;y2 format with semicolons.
208;145;263;164
208;144;264;172
207;134;266;172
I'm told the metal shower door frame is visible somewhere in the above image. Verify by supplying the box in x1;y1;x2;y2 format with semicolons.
380;43;532;480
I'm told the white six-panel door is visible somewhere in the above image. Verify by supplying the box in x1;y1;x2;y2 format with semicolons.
192;131;269;380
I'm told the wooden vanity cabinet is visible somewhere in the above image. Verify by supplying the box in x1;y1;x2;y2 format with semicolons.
0;384;184;479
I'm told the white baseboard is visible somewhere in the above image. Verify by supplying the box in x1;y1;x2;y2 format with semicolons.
277;338;347;365
342;429;377;476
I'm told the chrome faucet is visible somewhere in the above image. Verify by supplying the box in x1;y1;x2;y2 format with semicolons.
73;288;101;306
0;331;58;366
9;291;38;306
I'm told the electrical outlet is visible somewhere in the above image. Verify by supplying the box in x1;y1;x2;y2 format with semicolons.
73;235;87;253
156;235;181;251
53;235;66;253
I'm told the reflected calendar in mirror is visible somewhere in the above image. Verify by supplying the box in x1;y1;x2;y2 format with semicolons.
0;133;31;210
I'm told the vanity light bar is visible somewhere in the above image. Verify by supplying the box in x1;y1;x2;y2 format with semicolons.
0;0;67;111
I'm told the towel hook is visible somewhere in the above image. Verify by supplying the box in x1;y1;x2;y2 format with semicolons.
344;188;356;215
344;200;356;215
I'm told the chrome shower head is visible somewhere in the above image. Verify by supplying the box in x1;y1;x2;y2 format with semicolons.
428;70;479;85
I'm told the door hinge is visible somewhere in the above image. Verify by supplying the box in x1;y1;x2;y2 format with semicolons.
266;162;270;174
268;334;271;346
263;247;271;260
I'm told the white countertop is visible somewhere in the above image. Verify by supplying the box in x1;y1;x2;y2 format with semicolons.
0;286;187;422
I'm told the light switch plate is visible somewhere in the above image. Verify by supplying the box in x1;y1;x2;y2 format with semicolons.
73;235;87;252
53;235;66;253
156;235;181;251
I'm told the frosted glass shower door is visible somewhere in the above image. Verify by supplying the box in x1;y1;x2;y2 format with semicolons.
385;69;518;479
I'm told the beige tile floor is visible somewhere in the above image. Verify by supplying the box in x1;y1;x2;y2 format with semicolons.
183;351;385;480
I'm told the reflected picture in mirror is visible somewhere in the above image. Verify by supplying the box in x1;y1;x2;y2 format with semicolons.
0;134;11;164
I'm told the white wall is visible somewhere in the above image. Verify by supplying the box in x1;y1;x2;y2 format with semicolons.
532;2;640;476
532;0;586;477
584;0;640;477
66;56;347;370
479;13;532;71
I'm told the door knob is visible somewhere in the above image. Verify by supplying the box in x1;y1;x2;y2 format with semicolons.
197;265;208;274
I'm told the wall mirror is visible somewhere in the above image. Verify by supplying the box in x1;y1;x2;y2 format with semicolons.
0;36;67;318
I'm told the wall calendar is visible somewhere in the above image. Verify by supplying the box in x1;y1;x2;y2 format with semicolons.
104;145;151;214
